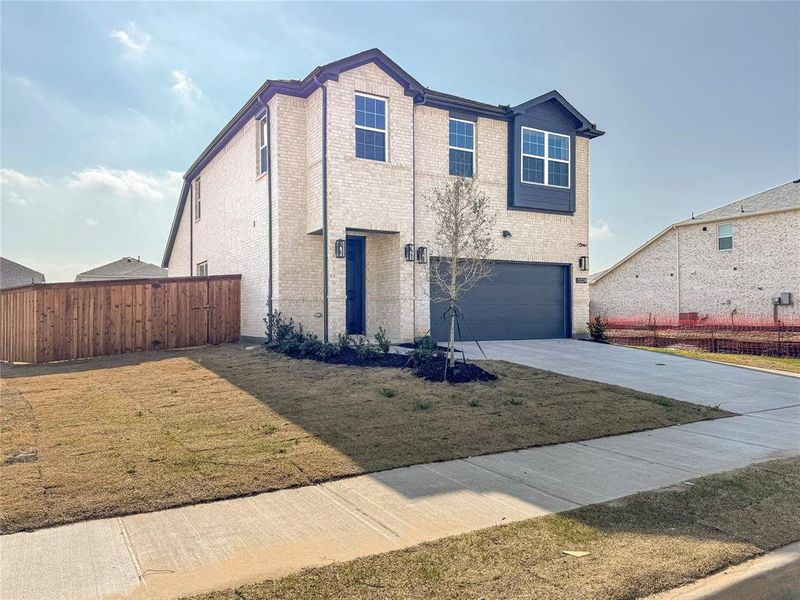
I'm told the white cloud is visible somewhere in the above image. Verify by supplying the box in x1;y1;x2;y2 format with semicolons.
85;217;99;227
170;69;203;105
590;219;615;241
109;22;151;59
66;167;182;202
1;168;48;189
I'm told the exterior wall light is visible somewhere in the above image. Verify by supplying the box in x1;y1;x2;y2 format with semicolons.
404;243;415;262
579;255;589;271
334;239;345;258
502;230;512;238
416;246;428;264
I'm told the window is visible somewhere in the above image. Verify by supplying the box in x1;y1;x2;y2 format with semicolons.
449;118;474;177
521;128;570;188
717;224;733;250
196;261;208;277
194;178;201;220
258;116;268;176
355;93;386;161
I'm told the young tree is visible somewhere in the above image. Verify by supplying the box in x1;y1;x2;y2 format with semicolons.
427;177;497;368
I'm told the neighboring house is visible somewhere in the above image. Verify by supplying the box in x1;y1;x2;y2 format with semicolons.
591;180;800;321
162;48;604;342
75;257;167;282
0;257;45;289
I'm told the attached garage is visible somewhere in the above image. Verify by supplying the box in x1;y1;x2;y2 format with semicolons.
429;260;571;342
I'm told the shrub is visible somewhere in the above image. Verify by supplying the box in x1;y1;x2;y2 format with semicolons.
374;327;391;354
299;332;323;358
408;335;437;365
337;333;354;351
415;401;431;410
587;315;609;342
265;310;297;345
318;342;340;361
353;337;381;360
379;387;396;398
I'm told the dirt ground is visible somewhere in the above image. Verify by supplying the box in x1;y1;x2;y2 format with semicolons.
1;343;728;533
189;457;800;600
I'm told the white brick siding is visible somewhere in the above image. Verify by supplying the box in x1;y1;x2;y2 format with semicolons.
591;210;800;320
166;60;596;341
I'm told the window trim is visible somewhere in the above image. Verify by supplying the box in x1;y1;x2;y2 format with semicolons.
354;91;388;162
193;178;201;221
196;261;208;277
520;127;570;188
717;223;733;251
448;117;475;177
258;116;268;177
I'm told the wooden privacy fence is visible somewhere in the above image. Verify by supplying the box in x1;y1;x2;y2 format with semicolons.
0;275;241;364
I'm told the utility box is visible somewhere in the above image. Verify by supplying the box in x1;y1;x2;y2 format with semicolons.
773;293;793;306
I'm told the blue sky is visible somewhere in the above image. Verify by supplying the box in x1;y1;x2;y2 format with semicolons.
1;1;797;281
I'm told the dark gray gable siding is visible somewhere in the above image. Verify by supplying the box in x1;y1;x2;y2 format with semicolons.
508;99;580;214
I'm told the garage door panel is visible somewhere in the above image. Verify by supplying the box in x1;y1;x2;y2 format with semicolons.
430;260;569;342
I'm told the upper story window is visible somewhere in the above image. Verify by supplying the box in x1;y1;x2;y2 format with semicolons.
521;128;570;188
355;93;386;161
717;223;733;250
258;116;268;176
449;118;474;177
193;178;201;220
196;261;208;277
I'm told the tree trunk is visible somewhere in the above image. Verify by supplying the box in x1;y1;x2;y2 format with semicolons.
448;264;458;368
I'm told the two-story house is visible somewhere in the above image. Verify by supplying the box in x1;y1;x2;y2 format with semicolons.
590;180;799;322
162;49;604;342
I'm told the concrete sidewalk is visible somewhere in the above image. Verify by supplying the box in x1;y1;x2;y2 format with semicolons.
3;406;799;600
457;339;800;414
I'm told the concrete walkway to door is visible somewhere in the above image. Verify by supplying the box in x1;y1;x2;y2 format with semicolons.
457;339;800;414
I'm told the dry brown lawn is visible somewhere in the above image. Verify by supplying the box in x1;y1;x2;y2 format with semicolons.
637;346;800;374
1;343;729;534
189;457;800;600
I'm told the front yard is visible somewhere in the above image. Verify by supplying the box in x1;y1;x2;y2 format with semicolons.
1;343;729;533
189;456;800;600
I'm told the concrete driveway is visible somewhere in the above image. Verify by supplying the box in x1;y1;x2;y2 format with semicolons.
459;339;799;414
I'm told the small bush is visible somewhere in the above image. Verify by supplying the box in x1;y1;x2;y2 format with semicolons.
265;310;297;345
468;399;481;407
318;342;340;361
587;315;609;342
374;327;391;354
509;398;524;406
379;387;396;398
415;401;431;410
299;332;323;358
337;333;354;351
408;335;438;366
353;337;381;360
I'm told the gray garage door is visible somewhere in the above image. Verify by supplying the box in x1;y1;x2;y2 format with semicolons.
429;260;570;342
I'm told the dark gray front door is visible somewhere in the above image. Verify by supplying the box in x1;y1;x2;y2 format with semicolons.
429;260;570;342
346;236;366;335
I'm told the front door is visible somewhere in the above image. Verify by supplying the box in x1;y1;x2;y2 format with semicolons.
345;236;366;335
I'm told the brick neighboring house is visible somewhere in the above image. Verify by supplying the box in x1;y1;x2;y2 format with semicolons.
162;49;604;342
590;180;800;321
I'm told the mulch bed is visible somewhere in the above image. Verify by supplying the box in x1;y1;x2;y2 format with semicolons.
270;344;496;383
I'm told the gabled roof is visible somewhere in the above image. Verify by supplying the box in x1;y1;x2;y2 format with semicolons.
591;179;800;284
75;257;167;281
163;48;604;267
675;179;800;225
512;90;604;138
0;257;45;289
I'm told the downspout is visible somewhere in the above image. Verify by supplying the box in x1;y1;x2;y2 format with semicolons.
314;76;329;342
674;225;681;313
257;96;274;338
189;182;193;275
412;92;428;341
